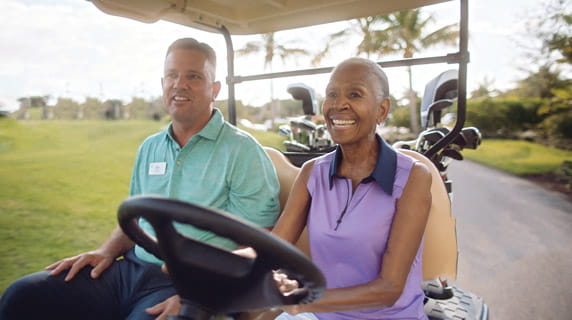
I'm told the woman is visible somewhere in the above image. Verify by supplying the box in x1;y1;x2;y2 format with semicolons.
273;57;432;320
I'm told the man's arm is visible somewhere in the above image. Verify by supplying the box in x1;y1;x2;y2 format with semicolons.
46;226;134;281
225;141;281;228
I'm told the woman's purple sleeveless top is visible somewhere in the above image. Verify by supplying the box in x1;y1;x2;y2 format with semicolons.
306;142;427;320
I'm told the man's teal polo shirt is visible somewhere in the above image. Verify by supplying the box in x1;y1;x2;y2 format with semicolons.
129;109;280;264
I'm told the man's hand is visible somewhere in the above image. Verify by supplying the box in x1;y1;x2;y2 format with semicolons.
146;295;181;320
45;249;115;281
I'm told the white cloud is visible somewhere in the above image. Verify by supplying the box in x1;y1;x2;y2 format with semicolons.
0;0;550;112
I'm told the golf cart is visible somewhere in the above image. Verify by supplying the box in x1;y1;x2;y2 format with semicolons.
88;0;488;319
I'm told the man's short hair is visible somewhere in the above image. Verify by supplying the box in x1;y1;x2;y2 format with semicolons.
166;38;217;74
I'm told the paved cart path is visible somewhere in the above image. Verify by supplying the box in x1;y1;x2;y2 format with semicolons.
448;160;572;320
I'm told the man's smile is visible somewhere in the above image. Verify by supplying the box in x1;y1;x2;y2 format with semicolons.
173;95;190;102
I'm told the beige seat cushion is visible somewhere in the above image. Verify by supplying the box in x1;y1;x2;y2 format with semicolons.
264;147;299;211
263;148;310;257
398;149;458;280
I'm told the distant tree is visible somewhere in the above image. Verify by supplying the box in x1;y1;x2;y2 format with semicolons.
512;64;569;99
537;0;572;65
125;97;148;119
519;0;571;72
236;33;309;122
81;97;105;120
470;77;500;99
54;97;81;119
237;33;310;71
538;83;572;139
149;97;166;121
17;95;51;119
104;99;124;120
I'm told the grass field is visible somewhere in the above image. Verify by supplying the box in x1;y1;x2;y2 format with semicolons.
0;118;285;293
463;139;572;176
1;119;571;294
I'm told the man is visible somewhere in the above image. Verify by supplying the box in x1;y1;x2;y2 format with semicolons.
0;38;280;320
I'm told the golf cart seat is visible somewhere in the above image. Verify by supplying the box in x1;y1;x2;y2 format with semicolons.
264;147;310;257
264;147;299;211
398;149;458;280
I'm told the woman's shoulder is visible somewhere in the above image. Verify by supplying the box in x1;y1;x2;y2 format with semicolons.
395;149;417;167
392;149;431;198
395;149;431;178
298;151;335;185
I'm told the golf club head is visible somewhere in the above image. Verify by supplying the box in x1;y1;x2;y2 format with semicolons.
460;127;482;149
287;83;318;116
290;118;317;131
283;140;311;152
421;70;458;129
278;124;292;137
442;148;463;161
416;129;446;151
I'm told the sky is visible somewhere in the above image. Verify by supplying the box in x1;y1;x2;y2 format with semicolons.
0;0;549;112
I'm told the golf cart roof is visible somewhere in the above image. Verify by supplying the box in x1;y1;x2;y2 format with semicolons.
89;0;450;35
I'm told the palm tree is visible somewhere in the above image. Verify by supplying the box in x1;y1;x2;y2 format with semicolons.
237;33;309;124
375;10;458;133
324;10;458;133
314;16;386;64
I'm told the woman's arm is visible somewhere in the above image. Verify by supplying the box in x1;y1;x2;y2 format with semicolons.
285;161;432;314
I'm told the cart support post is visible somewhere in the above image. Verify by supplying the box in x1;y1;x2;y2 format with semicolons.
424;0;470;158
221;26;237;125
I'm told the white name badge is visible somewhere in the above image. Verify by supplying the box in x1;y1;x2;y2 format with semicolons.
149;162;167;175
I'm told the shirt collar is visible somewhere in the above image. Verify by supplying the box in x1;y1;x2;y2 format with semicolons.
165;108;224;143
328;134;397;196
197;108;224;141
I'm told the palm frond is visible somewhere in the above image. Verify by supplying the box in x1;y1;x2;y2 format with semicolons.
235;42;262;56
421;23;459;47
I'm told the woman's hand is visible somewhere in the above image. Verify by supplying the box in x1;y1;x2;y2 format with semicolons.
273;270;299;294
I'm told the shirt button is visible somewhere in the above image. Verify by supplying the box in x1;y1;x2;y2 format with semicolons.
176;161;181;166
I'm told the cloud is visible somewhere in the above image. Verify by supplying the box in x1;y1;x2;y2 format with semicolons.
0;0;228;105
0;0;549;112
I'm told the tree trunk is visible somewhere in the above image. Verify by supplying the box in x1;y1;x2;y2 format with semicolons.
41;105;48;120
407;65;420;134
269;64;276;128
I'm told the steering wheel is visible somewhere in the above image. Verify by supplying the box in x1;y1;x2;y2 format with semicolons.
117;196;325;319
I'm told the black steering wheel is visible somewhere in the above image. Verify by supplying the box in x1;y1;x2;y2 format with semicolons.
117;196;325;320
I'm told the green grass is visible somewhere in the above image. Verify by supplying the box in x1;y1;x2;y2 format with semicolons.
0;118;285;293
463;139;572;176
0;119;160;292
241;126;287;152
